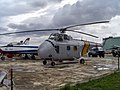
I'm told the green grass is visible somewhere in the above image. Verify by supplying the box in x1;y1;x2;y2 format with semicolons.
60;72;120;90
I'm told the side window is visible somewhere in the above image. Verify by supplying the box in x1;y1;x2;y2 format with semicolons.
57;35;63;41
67;46;70;50
73;46;77;51
55;46;59;53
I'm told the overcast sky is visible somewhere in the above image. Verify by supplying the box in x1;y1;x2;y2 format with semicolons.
0;0;120;45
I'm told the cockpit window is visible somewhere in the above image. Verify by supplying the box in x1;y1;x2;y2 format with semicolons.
57;34;63;41
49;33;63;41
7;43;13;47
64;35;70;40
49;33;71;41
49;34;56;40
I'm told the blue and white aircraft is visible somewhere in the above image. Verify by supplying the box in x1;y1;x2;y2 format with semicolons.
0;38;38;60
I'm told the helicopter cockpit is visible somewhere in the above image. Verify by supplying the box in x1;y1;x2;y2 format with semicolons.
49;33;72;41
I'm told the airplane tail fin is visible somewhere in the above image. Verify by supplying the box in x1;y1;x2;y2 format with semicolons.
24;38;30;45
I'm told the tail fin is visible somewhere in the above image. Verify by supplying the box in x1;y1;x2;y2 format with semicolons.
24;38;30;45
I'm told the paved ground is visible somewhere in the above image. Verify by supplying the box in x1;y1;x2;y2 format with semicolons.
0;55;119;90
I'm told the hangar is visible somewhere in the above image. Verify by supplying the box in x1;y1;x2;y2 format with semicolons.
103;36;120;50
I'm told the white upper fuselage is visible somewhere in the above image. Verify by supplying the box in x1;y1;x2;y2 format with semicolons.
0;45;38;54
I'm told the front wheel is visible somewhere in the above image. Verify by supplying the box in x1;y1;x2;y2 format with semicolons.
80;59;85;64
43;60;47;65
51;61;55;66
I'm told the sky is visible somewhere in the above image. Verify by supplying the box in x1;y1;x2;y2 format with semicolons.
0;0;120;45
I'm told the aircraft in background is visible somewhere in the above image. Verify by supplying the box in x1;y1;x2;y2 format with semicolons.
0;20;109;65
0;38;38;60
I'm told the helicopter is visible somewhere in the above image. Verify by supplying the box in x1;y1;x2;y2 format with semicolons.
0;20;109;66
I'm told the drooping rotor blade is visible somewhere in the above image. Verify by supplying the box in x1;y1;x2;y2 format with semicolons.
0;20;109;36
67;30;99;38
65;20;109;29
0;29;59;35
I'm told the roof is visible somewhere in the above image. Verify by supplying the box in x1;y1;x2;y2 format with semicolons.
103;36;120;50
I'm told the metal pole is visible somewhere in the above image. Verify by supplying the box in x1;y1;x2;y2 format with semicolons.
11;68;13;90
118;55;119;70
117;48;120;70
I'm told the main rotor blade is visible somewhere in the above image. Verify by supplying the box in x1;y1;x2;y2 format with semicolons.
0;29;59;35
65;20;109;29
67;30;99;38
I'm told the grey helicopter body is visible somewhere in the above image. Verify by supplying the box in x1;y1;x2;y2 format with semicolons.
0;20;109;66
38;33;97;65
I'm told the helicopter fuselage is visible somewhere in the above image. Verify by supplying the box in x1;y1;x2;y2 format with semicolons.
38;33;95;60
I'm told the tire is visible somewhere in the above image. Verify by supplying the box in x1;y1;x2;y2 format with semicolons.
113;53;116;57
80;59;85;64
102;54;105;58
43;60;47;65
31;55;35;60
51;61;55;66
1;57;5;61
88;54;91;57
99;54;101;58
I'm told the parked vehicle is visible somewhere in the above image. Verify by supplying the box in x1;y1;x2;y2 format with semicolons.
88;47;105;58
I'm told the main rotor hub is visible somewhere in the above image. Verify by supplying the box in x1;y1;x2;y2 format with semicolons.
59;28;67;33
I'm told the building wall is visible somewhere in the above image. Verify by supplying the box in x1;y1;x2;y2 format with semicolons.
103;37;120;50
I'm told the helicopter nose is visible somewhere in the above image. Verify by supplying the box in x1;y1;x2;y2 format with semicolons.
38;40;54;59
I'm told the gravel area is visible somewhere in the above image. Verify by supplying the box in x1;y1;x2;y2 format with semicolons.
0;55;118;90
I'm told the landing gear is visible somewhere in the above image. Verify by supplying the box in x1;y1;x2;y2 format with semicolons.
80;58;85;64
43;60;55;66
1;56;5;61
43;60;47;65
51;61;55;66
24;54;29;59
31;55;35;60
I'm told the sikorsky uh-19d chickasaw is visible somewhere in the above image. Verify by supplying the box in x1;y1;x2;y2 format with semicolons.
0;20;109;66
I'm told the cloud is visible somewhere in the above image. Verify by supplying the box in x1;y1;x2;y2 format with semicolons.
53;0;120;27
7;0;120;34
0;27;8;33
0;0;63;18
1;0;120;44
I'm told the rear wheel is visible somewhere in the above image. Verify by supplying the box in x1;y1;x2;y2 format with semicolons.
80;59;85;64
88;53;91;57
113;53;116;57
99;54;101;58
102;54;105;58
